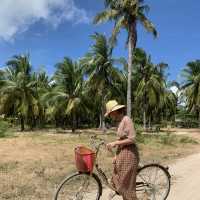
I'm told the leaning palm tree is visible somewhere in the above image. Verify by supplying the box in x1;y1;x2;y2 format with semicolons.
182;60;200;127
81;33;120;129
94;0;157;117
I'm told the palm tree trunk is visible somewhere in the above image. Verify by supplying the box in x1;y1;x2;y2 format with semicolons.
143;109;146;130
99;113;102;129
101;108;105;131
99;98;105;130
127;29;133;117
148;118;151;130
127;21;137;117
39;109;45;128
20;115;25;131
99;113;105;129
72;112;76;133
143;88;147;131
199;110;200;128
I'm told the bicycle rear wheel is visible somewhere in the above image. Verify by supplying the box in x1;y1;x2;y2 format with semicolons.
54;172;102;200
136;164;171;200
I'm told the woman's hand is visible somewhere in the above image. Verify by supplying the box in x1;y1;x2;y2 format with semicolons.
106;141;118;151
112;156;117;164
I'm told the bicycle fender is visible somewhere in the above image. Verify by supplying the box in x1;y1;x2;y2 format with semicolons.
92;173;103;196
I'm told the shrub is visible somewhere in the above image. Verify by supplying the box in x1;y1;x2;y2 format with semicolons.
0;120;9;138
179;136;198;144
134;123;143;131
159;133;176;146
136;131;145;143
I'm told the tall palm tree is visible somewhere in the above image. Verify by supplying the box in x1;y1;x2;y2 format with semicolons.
94;0;157;117
182;60;200;127
0;55;38;131
81;33;120;129
116;54;142;114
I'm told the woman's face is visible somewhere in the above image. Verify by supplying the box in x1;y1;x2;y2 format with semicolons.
109;110;120;121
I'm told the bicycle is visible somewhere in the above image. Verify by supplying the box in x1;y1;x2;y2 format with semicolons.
54;135;171;200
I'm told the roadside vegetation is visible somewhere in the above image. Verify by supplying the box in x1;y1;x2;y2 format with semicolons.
0;120;12;138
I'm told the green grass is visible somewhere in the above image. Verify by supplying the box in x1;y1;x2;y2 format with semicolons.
136;131;198;146
0;120;10;138
0;161;19;172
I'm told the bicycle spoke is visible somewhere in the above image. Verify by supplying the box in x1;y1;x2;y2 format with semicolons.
136;164;170;200
54;173;100;200
153;165;159;184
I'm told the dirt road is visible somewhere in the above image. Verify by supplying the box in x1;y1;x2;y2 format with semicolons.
167;128;200;199
167;152;200;200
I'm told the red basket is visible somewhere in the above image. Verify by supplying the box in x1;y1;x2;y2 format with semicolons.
75;146;96;173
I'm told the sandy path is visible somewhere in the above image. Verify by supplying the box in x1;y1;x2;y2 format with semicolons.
167;152;200;200
97;188;122;200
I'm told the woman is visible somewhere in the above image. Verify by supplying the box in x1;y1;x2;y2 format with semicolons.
104;100;139;200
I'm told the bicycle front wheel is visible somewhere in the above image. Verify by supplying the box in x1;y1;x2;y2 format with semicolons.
136;164;171;200
54;172;102;200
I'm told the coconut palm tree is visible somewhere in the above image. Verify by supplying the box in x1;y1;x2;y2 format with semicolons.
0;70;4;80
0;55;38;131
43;57;86;132
94;0;157;117
115;54;141;114
182;60;200;127
81;33;120;129
32;71;51;128
133;48;165;129
159;88;177;121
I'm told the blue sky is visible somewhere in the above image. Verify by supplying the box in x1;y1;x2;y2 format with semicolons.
0;0;199;81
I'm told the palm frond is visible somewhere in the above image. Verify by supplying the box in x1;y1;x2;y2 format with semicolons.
94;10;119;24
138;13;157;38
110;16;125;47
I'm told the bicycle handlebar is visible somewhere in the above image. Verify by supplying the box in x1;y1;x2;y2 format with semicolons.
90;135;106;154
90;135;115;157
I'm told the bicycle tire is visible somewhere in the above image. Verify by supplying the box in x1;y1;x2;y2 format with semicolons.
54;172;102;200
136;163;171;200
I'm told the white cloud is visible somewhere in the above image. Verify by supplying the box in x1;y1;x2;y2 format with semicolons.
0;0;90;41
170;85;186;106
170;86;178;94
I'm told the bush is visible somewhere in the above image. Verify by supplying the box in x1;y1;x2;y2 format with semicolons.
0;120;10;138
159;133;176;145
134;123;143;131
136;131;145;143
179;136;198;144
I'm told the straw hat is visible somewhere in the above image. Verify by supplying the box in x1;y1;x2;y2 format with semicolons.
104;100;125;117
